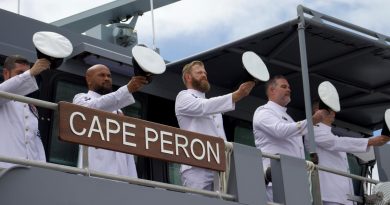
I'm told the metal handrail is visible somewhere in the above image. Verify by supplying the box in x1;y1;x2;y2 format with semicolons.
298;5;390;44
0;151;378;201
0;90;381;192
0;155;235;201
0;91;57;111
317;164;379;184
262;152;380;184
0;91;236;200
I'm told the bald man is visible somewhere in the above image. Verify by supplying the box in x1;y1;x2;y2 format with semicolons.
73;64;148;177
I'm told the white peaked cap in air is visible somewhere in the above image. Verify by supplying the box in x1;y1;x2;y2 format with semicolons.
385;109;390;130
318;81;341;112
33;31;73;58
382;109;390;136
242;51;270;82
132;45;166;75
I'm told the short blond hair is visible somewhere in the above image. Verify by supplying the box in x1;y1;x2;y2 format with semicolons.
182;60;204;85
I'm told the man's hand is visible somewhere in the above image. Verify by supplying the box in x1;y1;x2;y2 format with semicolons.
30;59;51;76
127;76;149;93
312;109;328;125
368;135;390;147
232;81;255;103
306;160;316;172
310;153;319;165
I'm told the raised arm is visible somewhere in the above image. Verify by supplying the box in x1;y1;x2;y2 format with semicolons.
0;70;38;106
175;91;234;117
73;86;135;112
314;126;369;153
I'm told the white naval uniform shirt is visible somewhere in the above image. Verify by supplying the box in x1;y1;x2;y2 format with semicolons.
175;89;235;173
0;70;46;168
313;123;368;205
73;86;138;178
253;101;308;168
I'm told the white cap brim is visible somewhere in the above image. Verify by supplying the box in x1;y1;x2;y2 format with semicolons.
33;31;73;58
318;81;341;112
242;51;270;82
132;46;166;74
385;109;390;131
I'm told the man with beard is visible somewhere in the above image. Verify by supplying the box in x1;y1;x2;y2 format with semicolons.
175;60;255;190
253;75;327;202
73;64;148;177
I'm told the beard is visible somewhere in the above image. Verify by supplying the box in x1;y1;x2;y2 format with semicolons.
192;78;210;93
276;94;291;107
281;96;291;106
94;84;113;95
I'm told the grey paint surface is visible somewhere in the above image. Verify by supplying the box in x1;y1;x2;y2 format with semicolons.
0;144;268;205
52;0;179;33
228;143;267;205
375;144;390;181
0;166;238;205
271;154;311;205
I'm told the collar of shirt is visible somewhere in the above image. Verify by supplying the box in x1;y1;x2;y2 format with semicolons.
266;100;288;113
317;122;332;132
186;89;206;99
87;90;102;98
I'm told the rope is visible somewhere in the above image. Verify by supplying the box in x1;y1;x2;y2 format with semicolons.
219;142;233;193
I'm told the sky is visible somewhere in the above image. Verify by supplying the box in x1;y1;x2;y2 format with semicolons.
1;0;390;62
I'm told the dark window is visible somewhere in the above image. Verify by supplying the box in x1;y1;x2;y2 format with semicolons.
234;121;255;147
49;80;87;166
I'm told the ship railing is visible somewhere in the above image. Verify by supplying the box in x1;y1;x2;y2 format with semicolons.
0;150;378;204
0;155;236;201
261;152;380;185
0;90;238;201
0;90;381;204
